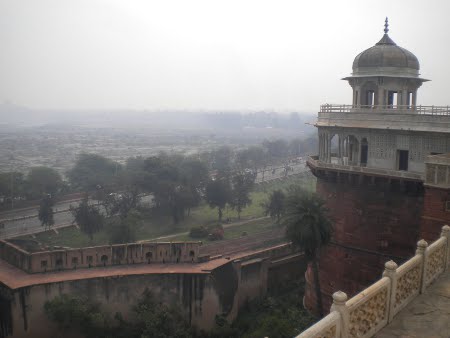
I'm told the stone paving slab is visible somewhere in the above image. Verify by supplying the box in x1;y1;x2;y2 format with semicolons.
375;271;450;338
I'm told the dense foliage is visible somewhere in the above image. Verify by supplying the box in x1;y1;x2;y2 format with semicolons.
263;189;286;223
281;186;332;316
44;281;315;338
38;194;55;230
70;196;104;240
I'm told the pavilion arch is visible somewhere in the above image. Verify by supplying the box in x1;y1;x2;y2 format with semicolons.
359;80;378;107
145;252;152;263
343;135;359;166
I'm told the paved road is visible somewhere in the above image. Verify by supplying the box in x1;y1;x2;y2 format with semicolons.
255;161;307;183
0;200;83;239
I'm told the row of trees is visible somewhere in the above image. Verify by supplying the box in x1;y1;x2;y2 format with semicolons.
0;136;317;206
0;167;65;203
50;152;257;243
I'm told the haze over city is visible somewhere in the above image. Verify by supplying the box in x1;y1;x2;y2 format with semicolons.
3;1;450;338
1;0;450;114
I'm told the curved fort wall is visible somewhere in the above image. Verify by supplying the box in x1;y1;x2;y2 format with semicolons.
304;177;423;314
0;241;304;337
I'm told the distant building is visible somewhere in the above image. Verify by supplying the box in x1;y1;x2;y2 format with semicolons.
306;18;450;314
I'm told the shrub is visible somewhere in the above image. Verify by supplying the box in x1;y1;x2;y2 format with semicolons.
189;226;209;238
208;224;224;241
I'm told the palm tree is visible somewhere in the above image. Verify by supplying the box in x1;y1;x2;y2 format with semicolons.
281;186;332;317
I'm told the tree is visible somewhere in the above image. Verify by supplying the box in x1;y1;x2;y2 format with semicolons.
289;138;303;157
44;294;111;338
129;289;192;338
262;139;289;161
235;146;266;171
26;167;62;200
229;171;255;219
141;154;208;224
263;189;285;224
281;187;332;317
205;178;231;222
0;171;24;206
211;146;234;174
44;290;193;338
109;210;139;244
38;194;55;230
68;153;120;192
70;196;104;240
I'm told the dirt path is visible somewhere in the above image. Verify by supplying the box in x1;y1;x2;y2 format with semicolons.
143;216;270;242
199;226;286;257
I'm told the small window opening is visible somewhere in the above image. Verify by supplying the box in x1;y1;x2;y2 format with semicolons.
366;90;375;107
388;91;398;108
71;257;78;265
41;260;48;268
407;92;413;108
398;150;409;171
100;255;108;266
360;138;368;167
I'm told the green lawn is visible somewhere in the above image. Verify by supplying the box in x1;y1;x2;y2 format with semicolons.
20;173;315;249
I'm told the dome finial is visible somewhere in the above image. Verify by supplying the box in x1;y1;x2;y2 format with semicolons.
384;17;389;34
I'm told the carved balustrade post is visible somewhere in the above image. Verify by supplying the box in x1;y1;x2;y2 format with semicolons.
441;225;450;271
330;291;349;337
416;239;429;294
382;260;398;323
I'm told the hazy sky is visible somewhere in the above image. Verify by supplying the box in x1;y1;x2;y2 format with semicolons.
1;0;450;112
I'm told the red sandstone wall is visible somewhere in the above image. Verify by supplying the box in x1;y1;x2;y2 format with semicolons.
421;186;450;242
304;178;423;316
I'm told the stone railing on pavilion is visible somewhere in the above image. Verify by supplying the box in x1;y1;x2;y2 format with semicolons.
319;104;450;115
307;156;423;181
296;225;450;338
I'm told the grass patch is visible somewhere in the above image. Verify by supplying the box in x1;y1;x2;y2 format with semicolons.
18;174;314;248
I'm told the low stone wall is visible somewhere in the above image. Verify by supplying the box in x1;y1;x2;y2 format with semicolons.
297;225;450;338
0;240;201;273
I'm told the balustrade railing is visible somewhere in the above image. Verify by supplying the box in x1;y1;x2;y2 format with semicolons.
320;104;450;116
306;156;423;181
296;225;450;338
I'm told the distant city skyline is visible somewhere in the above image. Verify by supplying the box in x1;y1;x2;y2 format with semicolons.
1;0;449;113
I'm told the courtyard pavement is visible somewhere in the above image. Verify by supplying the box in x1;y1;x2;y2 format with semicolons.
375;270;450;338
